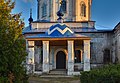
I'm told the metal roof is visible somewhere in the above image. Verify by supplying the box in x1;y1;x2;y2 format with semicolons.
23;25;112;34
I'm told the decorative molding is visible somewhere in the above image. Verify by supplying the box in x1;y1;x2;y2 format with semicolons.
48;27;73;35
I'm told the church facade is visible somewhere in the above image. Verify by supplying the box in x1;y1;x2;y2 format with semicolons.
23;0;120;75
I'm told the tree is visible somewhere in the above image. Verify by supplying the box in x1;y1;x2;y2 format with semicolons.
0;0;28;83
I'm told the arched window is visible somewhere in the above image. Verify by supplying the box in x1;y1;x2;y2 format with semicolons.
81;2;86;17
61;0;67;13
42;3;47;17
74;50;82;63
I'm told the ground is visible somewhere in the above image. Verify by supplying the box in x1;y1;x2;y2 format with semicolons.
29;76;80;83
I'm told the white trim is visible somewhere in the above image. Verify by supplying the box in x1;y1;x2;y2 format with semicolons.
48;27;73;35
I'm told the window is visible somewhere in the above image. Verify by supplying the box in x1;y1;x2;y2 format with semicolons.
103;49;111;64
61;0;67;13
42;3;47;17
49;0;52;16
74;50;81;63
90;42;96;63
81;2;86;17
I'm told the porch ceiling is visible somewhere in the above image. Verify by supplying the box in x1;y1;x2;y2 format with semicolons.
26;33;91;41
34;40;83;46
26;37;91;41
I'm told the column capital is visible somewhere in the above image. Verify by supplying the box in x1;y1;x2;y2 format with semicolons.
68;40;74;43
84;40;90;46
43;41;49;44
28;41;34;46
84;40;90;43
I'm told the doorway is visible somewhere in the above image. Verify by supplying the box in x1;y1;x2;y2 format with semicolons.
56;51;66;69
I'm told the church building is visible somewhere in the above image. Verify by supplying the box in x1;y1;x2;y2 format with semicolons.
23;0;120;75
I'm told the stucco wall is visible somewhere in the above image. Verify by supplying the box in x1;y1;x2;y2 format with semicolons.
79;32;112;64
113;24;120;63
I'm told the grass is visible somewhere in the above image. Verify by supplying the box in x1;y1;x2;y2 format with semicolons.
29;76;80;83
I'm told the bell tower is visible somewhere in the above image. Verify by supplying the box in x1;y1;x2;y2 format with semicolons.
73;0;92;21
37;0;92;22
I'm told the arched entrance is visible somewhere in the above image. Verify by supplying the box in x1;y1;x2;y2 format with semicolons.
56;51;66;69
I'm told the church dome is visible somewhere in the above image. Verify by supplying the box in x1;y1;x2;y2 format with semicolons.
46;23;74;36
46;1;74;37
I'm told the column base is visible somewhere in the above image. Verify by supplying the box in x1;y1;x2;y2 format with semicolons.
84;62;90;71
42;63;49;73
67;71;80;76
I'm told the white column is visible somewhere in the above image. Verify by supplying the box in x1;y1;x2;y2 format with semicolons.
67;40;74;75
83;40;90;71
28;41;35;64
27;41;35;73
42;41;49;73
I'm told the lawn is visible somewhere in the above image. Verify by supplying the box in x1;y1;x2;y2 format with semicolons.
29;76;80;83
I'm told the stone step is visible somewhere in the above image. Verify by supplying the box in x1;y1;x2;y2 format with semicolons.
40;75;73;78
49;69;67;75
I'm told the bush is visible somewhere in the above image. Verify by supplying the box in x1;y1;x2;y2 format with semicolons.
80;64;120;83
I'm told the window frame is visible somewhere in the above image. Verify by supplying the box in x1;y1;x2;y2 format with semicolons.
61;0;67;13
80;1;86;17
103;48;111;64
42;3;47;17
74;49;82;63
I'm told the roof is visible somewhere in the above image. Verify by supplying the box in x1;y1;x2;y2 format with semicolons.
22;21;113;40
33;20;95;23
23;25;112;34
46;23;74;36
113;22;120;31
24;23;91;40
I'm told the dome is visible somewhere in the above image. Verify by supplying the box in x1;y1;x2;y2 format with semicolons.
46;23;74;36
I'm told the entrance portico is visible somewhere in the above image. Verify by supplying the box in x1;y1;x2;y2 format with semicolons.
26;36;91;75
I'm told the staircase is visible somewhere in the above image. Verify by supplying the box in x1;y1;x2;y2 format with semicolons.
49;69;67;75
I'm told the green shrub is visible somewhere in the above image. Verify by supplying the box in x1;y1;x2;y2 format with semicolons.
80;64;120;83
0;0;28;83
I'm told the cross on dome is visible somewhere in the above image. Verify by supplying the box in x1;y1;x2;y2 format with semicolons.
57;0;65;23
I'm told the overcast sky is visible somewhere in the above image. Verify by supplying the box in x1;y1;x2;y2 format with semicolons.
12;0;120;30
